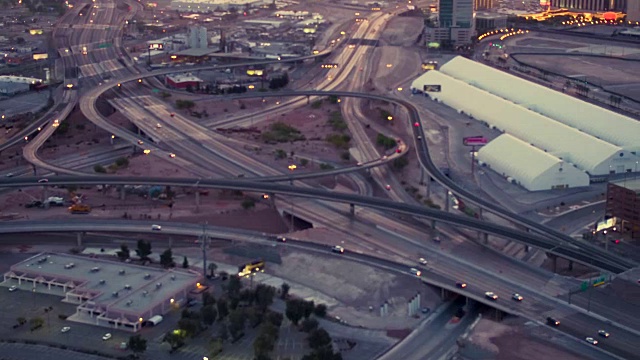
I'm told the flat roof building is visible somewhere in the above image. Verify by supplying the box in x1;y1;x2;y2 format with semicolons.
411;69;638;177
606;178;640;238
478;134;590;191
2;253;200;332
439;56;640;153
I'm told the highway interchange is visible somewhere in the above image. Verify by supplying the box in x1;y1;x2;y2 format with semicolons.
0;0;639;359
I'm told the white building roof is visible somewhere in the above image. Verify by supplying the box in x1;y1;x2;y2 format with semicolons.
478;134;590;191
6;253;199;317
439;56;640;152
411;70;637;176
166;73;204;83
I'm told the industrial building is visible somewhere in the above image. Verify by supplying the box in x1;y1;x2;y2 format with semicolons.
165;73;204;89
606;178;640;238
410;57;640;191
170;0;271;12
478;134;590;191
438;56;640;153
2;253;200;332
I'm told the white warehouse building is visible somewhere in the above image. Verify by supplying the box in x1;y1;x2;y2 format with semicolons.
439;57;640;153
477;134;590;191
411;70;639;179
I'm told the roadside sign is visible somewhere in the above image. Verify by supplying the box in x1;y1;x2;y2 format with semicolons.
152;88;159;93
97;43;112;49
423;84;441;92
581;281;588;291
463;136;488;146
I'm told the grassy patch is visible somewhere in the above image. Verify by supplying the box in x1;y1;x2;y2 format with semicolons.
327;111;347;132
326;133;351;149
262;122;305;143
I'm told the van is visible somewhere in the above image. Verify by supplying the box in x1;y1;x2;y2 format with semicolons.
151;224;162;231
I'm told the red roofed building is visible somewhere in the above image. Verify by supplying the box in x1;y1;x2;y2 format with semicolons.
165;73;203;90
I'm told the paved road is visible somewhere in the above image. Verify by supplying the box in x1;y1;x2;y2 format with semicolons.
0;342;112;360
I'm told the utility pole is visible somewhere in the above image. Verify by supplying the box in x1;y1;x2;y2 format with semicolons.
200;222;209;279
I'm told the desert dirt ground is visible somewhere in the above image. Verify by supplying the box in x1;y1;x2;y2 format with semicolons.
464;318;586;360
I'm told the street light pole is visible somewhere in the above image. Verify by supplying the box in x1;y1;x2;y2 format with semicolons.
288;164;296;231
200;222;209;279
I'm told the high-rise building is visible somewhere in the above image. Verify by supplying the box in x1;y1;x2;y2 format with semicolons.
188;26;208;49
474;0;494;10
424;0;475;45
628;0;640;21
550;0;626;11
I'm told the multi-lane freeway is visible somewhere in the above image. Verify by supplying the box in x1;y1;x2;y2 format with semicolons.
0;219;635;359
4;1;639;359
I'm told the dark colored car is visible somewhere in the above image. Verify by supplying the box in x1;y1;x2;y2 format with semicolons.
546;317;560;326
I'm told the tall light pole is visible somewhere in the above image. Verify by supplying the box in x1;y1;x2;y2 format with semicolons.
200;222;209;279
288;164;296;230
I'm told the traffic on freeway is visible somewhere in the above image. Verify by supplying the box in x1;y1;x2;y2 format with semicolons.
0;175;629;273
0;219;636;359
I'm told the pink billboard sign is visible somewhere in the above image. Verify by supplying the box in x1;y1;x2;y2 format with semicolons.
463;136;488;146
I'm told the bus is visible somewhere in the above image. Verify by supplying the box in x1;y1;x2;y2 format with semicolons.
238;259;265;277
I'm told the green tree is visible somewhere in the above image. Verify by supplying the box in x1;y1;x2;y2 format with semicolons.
163;331;185;350
266;311;284;327
116;244;130;261
115;157;129;167
93;164;106;173
160;249;174;268
182;256;189;269
201;304;217;325
285;299;304;325
301;318;319;333
218;324;229;342
208;262;218;278
135;240;152;260
127;334;147;356
227;309;246;340
241;198;255;210
302;300;315;319
217;298;229;320
255;284;276;310
202;291;216;306
280;283;290;299
313;304;327;318
308;328;332;349
226;275;242;299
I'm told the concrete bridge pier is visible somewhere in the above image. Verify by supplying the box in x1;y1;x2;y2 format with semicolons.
548;253;558;273
444;191;450;212
568;260;573;271
120;186;126;200
477;207;483;220
306;95;310;105
32;164;37;176
431;219;436;230
194;190;200;213
76;232;83;247
349;203;355;216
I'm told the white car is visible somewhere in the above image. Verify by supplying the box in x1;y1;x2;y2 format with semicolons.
102;333;112;341
331;245;344;254
485;292;498;301
598;329;610;338
585;337;598;345
61;326;71;333
410;268;422;277
419;258;428;265
8;285;17;292
156;123;162;128
512;293;523;301
151;224;162;231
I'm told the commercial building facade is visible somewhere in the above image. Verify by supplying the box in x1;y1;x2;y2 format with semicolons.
550;0;626;11
2;253;200;332
606;179;640;238
165;73;204;89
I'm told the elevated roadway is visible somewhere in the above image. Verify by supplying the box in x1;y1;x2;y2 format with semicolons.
0;219;634;359
0;175;628;274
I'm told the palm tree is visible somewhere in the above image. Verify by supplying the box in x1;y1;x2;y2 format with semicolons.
208;263;218;278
